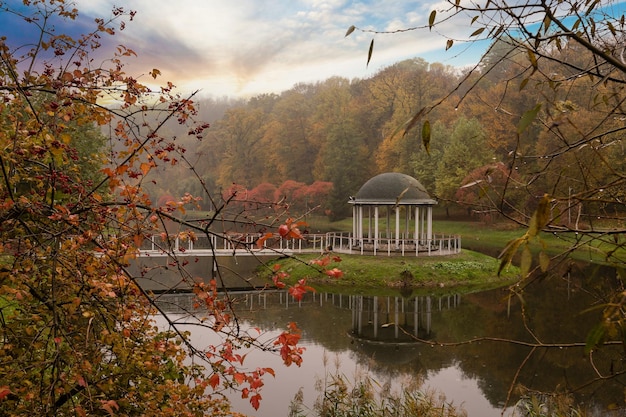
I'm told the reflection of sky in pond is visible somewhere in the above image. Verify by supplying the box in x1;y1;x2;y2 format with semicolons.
427;365;511;417
152;308;507;417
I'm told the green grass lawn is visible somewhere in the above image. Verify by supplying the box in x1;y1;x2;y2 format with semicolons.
262;249;520;296
434;219;626;265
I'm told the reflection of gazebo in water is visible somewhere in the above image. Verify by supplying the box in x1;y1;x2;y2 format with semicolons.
349;294;462;344
350;295;434;344
349;172;439;254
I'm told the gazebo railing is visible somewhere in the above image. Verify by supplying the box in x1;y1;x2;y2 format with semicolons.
325;232;461;256
138;232;461;257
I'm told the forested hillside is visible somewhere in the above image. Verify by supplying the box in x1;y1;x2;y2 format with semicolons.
147;42;625;224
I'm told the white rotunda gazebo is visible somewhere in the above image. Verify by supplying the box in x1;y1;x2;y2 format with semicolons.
349;172;437;252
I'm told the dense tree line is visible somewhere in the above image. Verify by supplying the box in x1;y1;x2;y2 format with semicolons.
153;44;624;224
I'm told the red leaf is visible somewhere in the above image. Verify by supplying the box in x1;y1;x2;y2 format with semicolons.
289;278;315;301
325;268;344;278
288;285;306;301
0;387;11;401
278;218;307;240
310;256;330;267
249;376;264;390
250;393;262;410
208;373;220;389
273;275;286;289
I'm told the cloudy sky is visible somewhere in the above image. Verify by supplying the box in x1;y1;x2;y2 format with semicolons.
4;0;486;99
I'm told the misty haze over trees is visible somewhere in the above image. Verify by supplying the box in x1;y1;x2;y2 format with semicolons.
155;47;624;225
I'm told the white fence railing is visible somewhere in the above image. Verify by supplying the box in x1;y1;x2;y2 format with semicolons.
325;232;461;256
139;232;461;257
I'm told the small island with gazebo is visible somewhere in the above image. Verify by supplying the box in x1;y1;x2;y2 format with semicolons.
136;172;518;292
312;171;460;257
257;171;518;291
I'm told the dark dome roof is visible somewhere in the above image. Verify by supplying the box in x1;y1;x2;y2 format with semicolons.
351;173;436;205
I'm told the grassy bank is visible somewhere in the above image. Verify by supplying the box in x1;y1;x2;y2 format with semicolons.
261;249;520;296
306;215;625;265
434;220;626;265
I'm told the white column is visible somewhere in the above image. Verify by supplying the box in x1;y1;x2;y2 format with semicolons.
427;206;433;242
395;207;400;248
420;207;425;242
374;206;379;253
352;204;357;245
367;206;372;242
360;206;364;246
414;206;419;245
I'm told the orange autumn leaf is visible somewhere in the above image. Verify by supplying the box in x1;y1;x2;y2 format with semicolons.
140;162;152;175
115;164;129;175
256;232;274;248
133;234;143;249
233;372;246;385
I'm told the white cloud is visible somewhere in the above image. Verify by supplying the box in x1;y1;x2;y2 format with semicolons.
73;0;482;98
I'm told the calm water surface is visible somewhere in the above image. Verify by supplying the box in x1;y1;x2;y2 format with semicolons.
154;269;625;416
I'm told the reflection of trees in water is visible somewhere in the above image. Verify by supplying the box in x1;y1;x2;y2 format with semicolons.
154;280;626;413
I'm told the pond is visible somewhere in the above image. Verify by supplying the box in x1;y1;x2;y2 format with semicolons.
152;263;626;417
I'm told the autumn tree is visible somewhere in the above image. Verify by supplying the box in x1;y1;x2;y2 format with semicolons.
434;1;626;267
138;97;238;211
213;107;268;188
372;59;458;174
293;181;333;214
0;2;309;415
410;120;446;194
262;86;317;184
435;117;494;216
311;77;371;219
455;162;525;220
